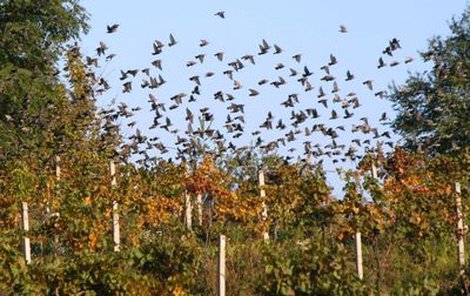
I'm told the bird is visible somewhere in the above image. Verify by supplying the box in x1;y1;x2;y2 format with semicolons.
273;44;283;54
214;52;224;61
258;79;269;85
404;56;414;64
195;54;205;63
200;39;209;47
304;81;313;92
168;34;177;47
331;81;339;93
186;60;196;67
339;25;348;33
151;59;162;70
317;86;326;98
345;70;354;81
152;40;165;55
142;68;150;76
96;41;108;56
127;69;139;77
233;80;242;90
189;75;201;86
241;55;256;65
122;81;132;93
320;65;330;74
330;110;338;120
258;39;271;55
328;54;337;66
249;89;260;96
302;66;313;77
105;53;116;61
274;63;285;70
379;112;389;121
321;74;335;82
374;91;386;98
292;54;302;63
377;57;386;69
107;24;119;33
363;80;373;90
215;11;225;18
390;38;401;50
383;46;393;56
289;68;298;77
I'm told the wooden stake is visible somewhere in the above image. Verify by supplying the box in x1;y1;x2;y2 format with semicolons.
183;163;192;231
184;191;192;230
196;193;203;227
454;182;465;276
21;202;31;264
371;163;378;180
109;161;120;252
355;231;363;280
109;160;117;187
55;155;61;181
218;234;226;296
258;170;269;241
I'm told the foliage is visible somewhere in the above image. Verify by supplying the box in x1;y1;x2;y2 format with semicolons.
259;240;368;295
388;6;470;155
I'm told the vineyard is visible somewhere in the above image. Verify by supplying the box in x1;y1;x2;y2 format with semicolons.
1;1;469;295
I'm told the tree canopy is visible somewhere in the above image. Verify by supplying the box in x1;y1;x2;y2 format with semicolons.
389;6;469;156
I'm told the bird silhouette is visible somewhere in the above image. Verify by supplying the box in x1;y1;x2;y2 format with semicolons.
215;11;225;18
107;24;119;34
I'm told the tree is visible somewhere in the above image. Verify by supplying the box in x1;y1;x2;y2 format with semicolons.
388;6;469;155
0;0;90;162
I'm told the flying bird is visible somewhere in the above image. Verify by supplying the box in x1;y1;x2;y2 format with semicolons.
214;52;224;61
249;89;260;96
107;24;119;34
362;80;373;90
273;44;283;54
339;25;348;33
215;11;225;18
292;54;302;63
377;57;386;69
404;56;414;64
168;34;177;47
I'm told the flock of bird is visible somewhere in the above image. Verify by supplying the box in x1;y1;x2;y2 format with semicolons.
84;10;418;170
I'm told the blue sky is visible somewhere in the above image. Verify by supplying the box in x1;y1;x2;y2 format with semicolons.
79;1;468;196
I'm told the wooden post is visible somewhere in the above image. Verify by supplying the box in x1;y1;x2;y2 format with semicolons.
21;202;31;264
218;234;226;296
355;231;363;280
196;193;203;227
258;170;269;241
184;191;192;230
454;182;465;276
109;161;120;252
46;155;62;215
183;163;192;231
55;155;61;181
371;163;378;180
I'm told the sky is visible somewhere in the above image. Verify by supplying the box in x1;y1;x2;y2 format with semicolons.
79;0;468;197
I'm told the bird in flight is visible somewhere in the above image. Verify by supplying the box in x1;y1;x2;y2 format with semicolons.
339;25;347;33
107;24;119;34
215;11;225;18
168;34;177;47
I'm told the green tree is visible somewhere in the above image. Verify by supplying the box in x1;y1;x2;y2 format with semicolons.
0;0;90;162
388;6;469;155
